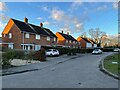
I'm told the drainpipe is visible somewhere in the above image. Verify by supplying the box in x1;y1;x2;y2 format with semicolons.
22;32;24;50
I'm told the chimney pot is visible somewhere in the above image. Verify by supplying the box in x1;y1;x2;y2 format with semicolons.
67;32;69;35
24;17;28;23
40;23;43;27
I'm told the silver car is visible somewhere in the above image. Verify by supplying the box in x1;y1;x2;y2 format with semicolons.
46;49;59;56
92;49;102;54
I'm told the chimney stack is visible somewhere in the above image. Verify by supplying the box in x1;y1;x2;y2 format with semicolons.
24;17;28;23
40;23;43;27
67;32;69;35
61;30;63;33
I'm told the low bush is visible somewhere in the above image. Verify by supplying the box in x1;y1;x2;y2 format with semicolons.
102;48;114;52
34;48;46;61
2;50;15;67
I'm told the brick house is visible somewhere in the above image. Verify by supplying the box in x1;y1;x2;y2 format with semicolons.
77;37;94;48
2;18;57;50
88;38;97;48
56;31;79;48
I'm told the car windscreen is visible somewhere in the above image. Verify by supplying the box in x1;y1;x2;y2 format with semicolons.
47;50;52;52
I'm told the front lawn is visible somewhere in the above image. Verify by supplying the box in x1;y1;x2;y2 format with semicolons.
103;53;120;75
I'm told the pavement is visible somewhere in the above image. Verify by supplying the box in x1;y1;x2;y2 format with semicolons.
1;54;84;76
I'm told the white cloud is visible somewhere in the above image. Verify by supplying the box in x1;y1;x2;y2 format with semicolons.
43;21;50;26
42;6;50;12
50;9;64;21
75;23;83;31
36;17;42;20
97;5;108;11
60;26;71;34
0;2;7;11
49;8;84;34
112;2;118;9
0;21;7;28
0;13;9;21
69;1;83;13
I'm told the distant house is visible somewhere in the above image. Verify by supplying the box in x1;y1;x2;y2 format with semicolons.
77;37;94;48
88;39;97;48
2;18;57;50
56;31;79;48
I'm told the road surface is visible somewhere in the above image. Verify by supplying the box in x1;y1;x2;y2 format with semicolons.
2;52;118;88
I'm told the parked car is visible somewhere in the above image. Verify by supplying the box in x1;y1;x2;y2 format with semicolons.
92;49;102;54
113;48;120;52
46;49;59;56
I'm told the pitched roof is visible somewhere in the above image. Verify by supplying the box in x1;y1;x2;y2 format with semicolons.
90;39;96;44
12;18;56;37
81;37;91;43
58;32;77;41
43;28;57;38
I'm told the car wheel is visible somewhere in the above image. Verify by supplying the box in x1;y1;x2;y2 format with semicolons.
50;54;53;57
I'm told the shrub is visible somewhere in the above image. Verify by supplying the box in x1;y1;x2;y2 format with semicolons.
67;48;72;56
2;50;15;67
72;48;77;55
25;51;36;60
102;48;113;52
13;50;25;59
34;48;46;61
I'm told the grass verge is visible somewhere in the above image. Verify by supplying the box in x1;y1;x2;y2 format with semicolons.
103;53;120;76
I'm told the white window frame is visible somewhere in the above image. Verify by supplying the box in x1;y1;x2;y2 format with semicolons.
9;33;12;39
87;43;92;48
66;40;68;43
36;34;40;40
47;37;50;41
4;34;6;37
35;45;41;51
54;38;56;42
73;41;75;44
8;44;13;49
25;33;29;38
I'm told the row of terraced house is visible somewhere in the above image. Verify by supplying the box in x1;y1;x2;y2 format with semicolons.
1;18;97;51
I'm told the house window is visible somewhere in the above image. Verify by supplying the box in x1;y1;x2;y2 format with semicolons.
4;34;6;37
69;40;71;43
9;33;12;39
8;44;13;49
54;38;56;41
47;37;50;41
35;45;41;51
73;41;75;44
25;33;29;38
36;34;40;39
66;40;68;43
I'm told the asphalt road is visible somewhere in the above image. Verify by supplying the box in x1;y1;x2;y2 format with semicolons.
2;52;118;88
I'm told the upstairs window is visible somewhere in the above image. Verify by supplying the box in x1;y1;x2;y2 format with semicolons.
9;33;12;39
66;40;68;43
25;33;29;38
54;38;56;41
47;37;50;41
73;41;75;44
36;34;40;39
4;34;6;37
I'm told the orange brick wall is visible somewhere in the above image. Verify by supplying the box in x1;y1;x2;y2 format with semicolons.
2;22;57;50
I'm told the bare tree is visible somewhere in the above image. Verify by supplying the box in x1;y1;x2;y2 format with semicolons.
88;28;106;46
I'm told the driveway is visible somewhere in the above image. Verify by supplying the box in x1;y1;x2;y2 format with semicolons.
2;52;118;88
